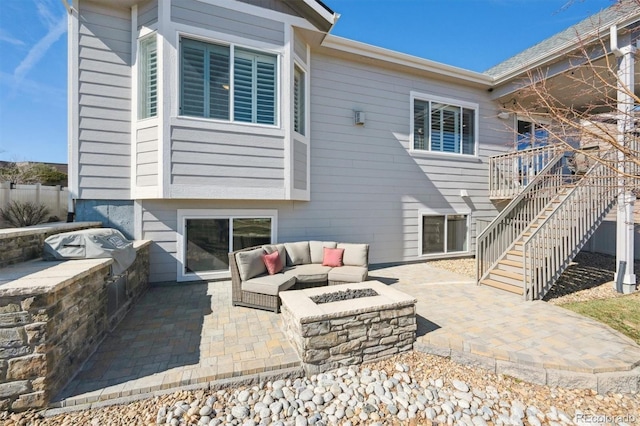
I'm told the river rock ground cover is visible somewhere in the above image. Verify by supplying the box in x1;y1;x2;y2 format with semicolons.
3;352;638;426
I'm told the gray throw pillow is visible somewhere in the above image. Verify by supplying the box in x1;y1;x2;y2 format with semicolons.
284;241;311;266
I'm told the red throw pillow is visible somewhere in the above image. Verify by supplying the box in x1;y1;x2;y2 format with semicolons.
322;247;345;267
262;251;283;275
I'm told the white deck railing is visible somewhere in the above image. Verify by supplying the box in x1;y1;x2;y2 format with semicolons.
522;152;618;300
489;145;560;199
476;151;566;283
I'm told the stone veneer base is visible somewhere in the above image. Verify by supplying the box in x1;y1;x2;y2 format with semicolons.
0;240;150;411
280;281;417;375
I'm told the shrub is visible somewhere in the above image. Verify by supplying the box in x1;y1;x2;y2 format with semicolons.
0;201;50;227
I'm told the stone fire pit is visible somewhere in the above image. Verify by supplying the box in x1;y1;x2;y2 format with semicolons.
280;281;417;374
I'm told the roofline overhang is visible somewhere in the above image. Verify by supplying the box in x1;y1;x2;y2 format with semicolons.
491;13;640;85
301;0;338;28
322;35;494;87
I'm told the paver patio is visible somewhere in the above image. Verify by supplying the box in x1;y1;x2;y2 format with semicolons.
53;263;640;407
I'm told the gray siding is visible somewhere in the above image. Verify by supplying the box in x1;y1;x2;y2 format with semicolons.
78;2;131;199
294;31;307;64
237;0;302;17
293;139;307;190
138;0;158;28
170;125;285;187
141;52;511;283
171;0;285;45
137;125;158;187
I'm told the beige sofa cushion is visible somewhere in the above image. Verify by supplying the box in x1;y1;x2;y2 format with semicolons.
284;241;311;266
328;265;368;283
309;241;338;264
242;274;296;296
236;247;267;281
337;243;369;267
284;264;331;283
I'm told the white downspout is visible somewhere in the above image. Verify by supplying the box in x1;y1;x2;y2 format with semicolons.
611;25;637;293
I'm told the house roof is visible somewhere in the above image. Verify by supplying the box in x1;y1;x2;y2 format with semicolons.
485;0;640;83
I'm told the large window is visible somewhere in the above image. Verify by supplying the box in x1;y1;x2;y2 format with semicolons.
138;34;157;119
177;210;276;281
180;38;277;125
412;94;477;155
293;65;305;135
420;213;469;256
516;119;549;150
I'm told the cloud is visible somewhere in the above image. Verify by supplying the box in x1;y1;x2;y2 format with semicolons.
0;29;25;47
12;16;66;88
37;0;60;29
0;71;66;106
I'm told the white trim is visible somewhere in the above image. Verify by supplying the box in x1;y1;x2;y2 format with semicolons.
409;91;480;157
169;184;285;200
133;199;143;240
300;0;337;26
283;24;292;199
67;1;79;206
323;35;493;86
176;209;278;282
159;0;171;197
169;116;285;137
138;25;156;38
130;5;138;199
417;210;472;258
181;0;325;31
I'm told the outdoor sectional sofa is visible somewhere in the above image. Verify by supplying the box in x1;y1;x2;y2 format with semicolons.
229;241;369;312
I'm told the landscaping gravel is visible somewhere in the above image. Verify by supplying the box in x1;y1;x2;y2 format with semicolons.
3;352;638;426
426;253;638;305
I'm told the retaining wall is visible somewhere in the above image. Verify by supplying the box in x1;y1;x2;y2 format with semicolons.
0;241;150;411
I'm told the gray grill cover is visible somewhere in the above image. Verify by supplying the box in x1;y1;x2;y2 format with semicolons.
43;228;135;275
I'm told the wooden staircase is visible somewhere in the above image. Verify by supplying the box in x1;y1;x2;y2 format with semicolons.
477;148;617;300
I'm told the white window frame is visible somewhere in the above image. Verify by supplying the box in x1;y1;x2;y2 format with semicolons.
410;91;479;157
293;62;306;136
515;116;550;148
178;34;281;128
176;209;278;282
418;209;471;258
137;32;158;120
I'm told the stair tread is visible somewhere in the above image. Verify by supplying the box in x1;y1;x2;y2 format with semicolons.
507;250;523;256
491;269;524;280
480;278;524;295
499;259;523;267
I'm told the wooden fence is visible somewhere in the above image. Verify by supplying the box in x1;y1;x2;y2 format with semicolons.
0;182;68;222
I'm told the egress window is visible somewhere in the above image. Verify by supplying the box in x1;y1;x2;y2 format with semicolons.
420;213;469;255
180;38;278;125
412;93;477;155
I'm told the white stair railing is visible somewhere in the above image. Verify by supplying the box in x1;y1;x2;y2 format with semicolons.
489;145;559;199
522;152;618;300
476;151;566;283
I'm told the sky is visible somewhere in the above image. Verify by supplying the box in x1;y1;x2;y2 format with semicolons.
0;0;615;165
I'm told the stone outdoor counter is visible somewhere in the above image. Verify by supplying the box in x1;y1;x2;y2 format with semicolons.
0;222;102;269
280;281;417;374
0;240;150;411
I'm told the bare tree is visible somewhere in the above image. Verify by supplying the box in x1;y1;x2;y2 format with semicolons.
499;1;640;189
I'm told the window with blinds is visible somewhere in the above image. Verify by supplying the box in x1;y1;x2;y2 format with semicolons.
412;97;476;155
293;65;305;135
138;35;157;120
180;38;277;125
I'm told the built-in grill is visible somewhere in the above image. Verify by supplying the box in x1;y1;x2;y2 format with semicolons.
43;228;136;325
43;228;135;274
